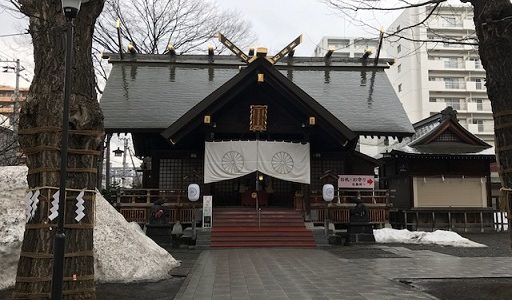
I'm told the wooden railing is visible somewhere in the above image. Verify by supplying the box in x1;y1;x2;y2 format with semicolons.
114;188;392;225
114;188;198;224
309;207;388;225
293;189;394;211
114;188;189;206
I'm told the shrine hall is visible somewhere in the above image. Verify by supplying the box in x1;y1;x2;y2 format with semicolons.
100;36;415;246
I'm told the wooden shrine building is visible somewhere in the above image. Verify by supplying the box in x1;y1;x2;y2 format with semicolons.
380;107;496;231
100;45;414;226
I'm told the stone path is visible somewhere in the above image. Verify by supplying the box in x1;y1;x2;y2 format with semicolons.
175;247;512;300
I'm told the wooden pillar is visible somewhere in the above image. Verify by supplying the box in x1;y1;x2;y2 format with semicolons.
480;211;484;233
448;211;452;231
303;184;311;220
431;211;435;231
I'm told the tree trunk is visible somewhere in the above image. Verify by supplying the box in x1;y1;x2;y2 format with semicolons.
469;0;512;245
14;1;104;299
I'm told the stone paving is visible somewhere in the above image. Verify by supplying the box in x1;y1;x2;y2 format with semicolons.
175;247;512;300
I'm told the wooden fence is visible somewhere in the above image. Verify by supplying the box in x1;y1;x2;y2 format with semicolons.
389;209;508;232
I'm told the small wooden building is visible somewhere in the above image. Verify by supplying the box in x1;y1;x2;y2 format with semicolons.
100;51;414;225
380;107;496;231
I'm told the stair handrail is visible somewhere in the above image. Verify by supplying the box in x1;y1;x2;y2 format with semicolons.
256;194;261;229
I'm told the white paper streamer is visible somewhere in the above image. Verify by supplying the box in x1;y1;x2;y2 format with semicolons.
24;191;33;221
48;190;60;221
75;190;85;222
30;190;40;219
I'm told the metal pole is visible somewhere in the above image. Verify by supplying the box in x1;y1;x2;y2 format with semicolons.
13;59;20;135
122;137;127;187
51;18;73;300
105;133;112;189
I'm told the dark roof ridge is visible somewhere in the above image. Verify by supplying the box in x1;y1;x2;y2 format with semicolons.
102;53;394;68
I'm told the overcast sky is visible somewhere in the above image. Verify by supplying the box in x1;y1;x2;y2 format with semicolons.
0;0;408;87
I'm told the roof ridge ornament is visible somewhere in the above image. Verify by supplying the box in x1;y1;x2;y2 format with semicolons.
217;33;303;65
441;106;458;122
217;33;251;63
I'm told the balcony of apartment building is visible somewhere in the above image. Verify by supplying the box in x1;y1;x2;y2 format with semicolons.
427;41;476;52
466;120;494;135
466;79;487;92
466;100;492;113
428;58;484;72
428;79;466;91
427;97;492;115
426;16;475;31
428;77;486;93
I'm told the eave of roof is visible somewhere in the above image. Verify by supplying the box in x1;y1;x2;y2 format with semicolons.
410;118;491;148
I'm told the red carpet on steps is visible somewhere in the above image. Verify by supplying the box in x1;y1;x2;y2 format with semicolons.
210;207;316;248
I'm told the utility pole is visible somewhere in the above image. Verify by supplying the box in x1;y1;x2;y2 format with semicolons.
14;59;20;135
122;136;128;188
1;59;23;134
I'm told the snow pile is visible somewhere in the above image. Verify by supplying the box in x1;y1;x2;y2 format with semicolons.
94;192;180;282
374;228;487;248
0;166;179;291
0;166;28;290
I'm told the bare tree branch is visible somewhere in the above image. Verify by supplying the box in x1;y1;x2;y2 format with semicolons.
94;0;256;55
321;0;477;46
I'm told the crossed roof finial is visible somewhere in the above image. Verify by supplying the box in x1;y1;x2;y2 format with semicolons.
217;33;303;65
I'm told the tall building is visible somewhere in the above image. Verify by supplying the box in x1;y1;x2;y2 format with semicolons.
384;4;493;144
0;85;28;127
314;36;380;58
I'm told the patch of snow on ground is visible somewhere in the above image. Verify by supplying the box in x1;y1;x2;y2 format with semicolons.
374;228;487;248
0;166;179;291
0;166;27;290
94;192;179;283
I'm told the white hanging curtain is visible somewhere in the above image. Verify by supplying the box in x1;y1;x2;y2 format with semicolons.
257;141;310;184
204;141;258;183
204;141;310;184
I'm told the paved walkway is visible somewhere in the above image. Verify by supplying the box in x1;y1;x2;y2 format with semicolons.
175;247;512;300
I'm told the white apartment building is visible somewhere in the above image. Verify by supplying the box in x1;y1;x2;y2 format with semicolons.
314;36;381;58
385;4;493;144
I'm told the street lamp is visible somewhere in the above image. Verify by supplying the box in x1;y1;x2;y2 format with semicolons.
51;1;87;299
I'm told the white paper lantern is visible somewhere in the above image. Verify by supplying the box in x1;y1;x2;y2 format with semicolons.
188;184;200;202
322;184;334;202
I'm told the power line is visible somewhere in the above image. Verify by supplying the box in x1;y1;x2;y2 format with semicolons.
0;32;28;38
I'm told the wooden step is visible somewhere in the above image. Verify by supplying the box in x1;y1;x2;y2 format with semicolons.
210;241;316;248
212;226;310;232
211;231;312;237
211;236;313;242
210;207;316;248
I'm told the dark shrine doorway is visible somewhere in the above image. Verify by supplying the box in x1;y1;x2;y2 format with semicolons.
210;172;297;208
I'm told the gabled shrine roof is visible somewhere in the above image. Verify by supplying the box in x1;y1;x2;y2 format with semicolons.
385;107;495;158
100;54;414;138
